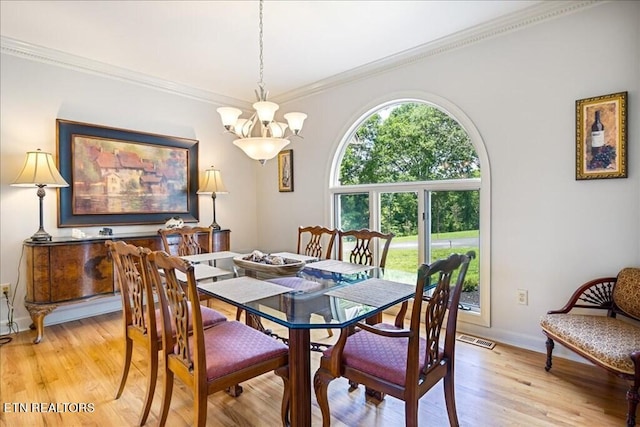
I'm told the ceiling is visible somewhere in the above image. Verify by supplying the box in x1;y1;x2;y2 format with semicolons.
1;1;546;105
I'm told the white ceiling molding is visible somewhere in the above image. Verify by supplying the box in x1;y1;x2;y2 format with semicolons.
1;0;599;107
275;0;601;103
0;36;251;109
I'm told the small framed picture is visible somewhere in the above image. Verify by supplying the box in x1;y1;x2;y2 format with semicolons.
575;91;627;180
278;149;294;192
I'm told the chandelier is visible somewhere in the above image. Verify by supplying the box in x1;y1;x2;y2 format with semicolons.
217;0;307;165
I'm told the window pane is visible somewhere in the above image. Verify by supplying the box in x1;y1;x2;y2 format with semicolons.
336;193;369;230
429;190;480;311
339;103;479;185
381;191;419;273
335;193;369;260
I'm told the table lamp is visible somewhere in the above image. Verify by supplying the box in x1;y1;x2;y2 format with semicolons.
11;149;69;241
196;166;228;230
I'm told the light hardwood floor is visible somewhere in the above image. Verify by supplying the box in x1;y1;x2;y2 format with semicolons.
0;299;629;426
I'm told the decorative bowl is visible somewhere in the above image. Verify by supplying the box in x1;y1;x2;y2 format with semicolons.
233;253;305;276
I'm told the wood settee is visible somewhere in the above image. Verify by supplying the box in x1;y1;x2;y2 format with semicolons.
540;267;640;427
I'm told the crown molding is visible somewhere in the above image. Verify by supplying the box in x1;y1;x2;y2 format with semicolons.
0;36;251;109
274;0;602;103
1;1;600;106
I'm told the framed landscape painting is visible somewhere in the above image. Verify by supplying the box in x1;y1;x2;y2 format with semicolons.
575;91;627;180
56;119;199;227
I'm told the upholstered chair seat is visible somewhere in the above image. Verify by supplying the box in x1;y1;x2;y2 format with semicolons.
190;321;288;381
540;314;640;374
323;323;428;386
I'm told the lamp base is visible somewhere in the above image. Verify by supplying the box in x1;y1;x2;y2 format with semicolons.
210;222;221;231
31;229;52;242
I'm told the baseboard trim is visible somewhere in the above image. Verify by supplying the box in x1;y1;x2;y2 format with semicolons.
1;296;122;340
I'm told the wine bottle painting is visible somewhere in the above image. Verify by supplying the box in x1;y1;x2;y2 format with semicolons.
587;108;614;170
576;92;627;180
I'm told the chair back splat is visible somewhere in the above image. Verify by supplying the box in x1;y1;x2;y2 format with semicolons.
158;225;226;304
297;225;338;260
335;228;395;326
314;251;475;427
158;226;213;256
337;228;394;268
148;250;290;427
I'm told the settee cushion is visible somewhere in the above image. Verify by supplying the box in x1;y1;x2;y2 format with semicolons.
613;267;640;319
540;313;640;375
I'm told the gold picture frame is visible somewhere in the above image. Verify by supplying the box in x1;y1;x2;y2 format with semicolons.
278;149;293;192
575;91;627;180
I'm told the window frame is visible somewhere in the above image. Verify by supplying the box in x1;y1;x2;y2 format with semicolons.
328;96;491;327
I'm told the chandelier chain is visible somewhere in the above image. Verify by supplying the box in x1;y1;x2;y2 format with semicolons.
258;0;264;89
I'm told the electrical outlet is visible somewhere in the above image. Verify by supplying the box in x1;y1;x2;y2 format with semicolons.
517;289;528;305
0;283;10;299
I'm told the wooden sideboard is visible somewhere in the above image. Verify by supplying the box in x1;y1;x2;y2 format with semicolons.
23;229;231;343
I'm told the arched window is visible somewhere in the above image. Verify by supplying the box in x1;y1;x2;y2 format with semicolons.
330;97;491;326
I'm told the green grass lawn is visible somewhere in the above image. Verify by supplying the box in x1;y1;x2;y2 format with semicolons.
386;230;479;290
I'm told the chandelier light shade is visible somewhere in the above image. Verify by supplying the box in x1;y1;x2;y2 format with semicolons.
11;149;69;241
197;166;228;230
217;0;307;165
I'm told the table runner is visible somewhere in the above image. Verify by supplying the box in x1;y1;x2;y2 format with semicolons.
174;264;233;283
198;276;292;303
326;278;415;307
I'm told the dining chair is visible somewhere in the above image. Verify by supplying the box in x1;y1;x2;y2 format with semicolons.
158;225;231;305
337;228;394;269
148;250;290;427
297;225;338;260
268;225;339;337
107;240;228;426
158;225;213;256
335;228;395;325
313;251;474;427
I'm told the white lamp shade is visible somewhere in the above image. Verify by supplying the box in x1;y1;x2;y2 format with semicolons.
253;101;279;124
197;167;228;194
11;149;69;187
268;122;288;138
283;112;307;133
233;137;290;162
217;107;242;128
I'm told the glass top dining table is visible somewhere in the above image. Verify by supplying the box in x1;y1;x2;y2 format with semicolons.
197;259;418;427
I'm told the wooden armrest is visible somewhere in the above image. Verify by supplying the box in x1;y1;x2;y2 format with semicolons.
547;276;617;314
354;321;412;338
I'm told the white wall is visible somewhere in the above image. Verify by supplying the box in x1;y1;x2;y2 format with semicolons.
0;1;638;357
256;1;640;354
0;55;261;333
